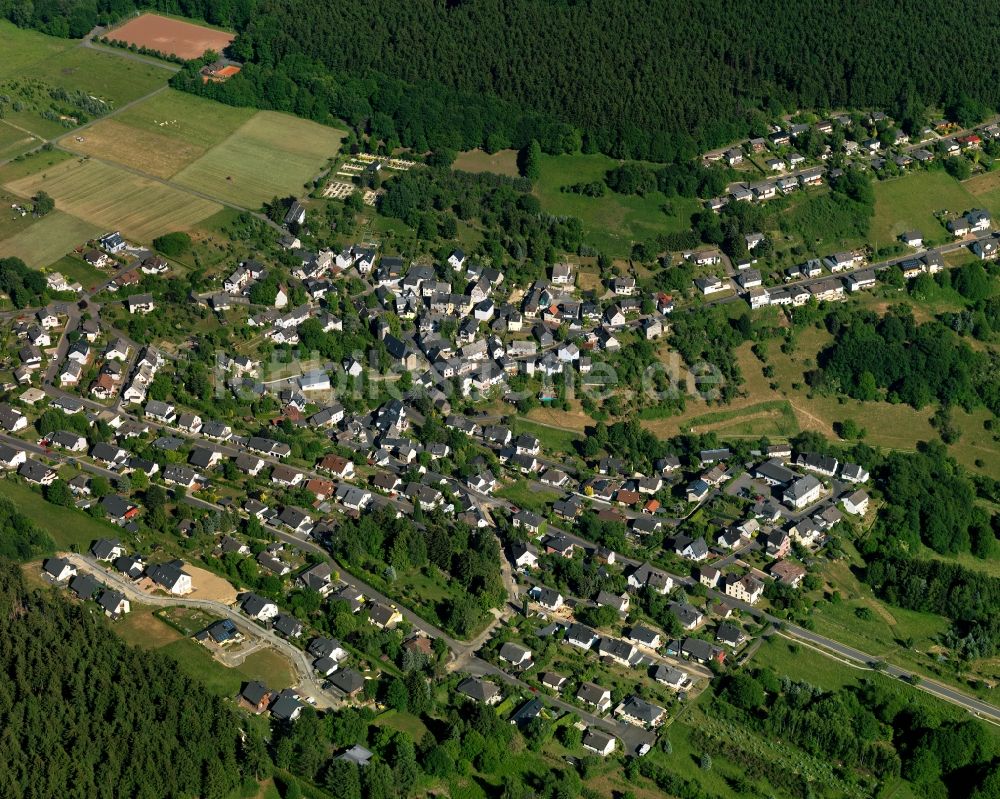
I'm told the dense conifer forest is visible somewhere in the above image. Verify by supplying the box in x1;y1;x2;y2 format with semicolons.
10;0;1000;159
0;561;247;799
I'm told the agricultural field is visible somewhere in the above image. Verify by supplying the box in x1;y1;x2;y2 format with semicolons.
0;210;100;268
112;88;254;149
453;148;520;177
871;170;979;247
533;152;700;257
4;155;222;241
106;13;234;60
962;168;1000;219
17;47;167;108
172;111;345;206
61;89;255;179
63;119;207;179
0;49;168;140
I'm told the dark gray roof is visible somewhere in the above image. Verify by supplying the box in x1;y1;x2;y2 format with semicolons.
457;677;500;703
69;573;101;599
329;668;365;695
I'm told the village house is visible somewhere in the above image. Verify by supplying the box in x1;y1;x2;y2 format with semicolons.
723;574;764;604
147;562;192;595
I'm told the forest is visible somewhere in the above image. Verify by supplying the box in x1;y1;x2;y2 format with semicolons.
12;0;1000;160
866;441;995;557
814;305;994;412
377;165;583;285
0;495;54;561
0;560;249;799
710;667;998;799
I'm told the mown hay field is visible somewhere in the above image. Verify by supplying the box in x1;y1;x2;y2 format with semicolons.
5;155;221;240
172;111;345;206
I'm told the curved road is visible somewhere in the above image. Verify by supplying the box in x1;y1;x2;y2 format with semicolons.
64;551;338;709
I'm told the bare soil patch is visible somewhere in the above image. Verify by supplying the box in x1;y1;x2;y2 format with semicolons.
186;564;238;604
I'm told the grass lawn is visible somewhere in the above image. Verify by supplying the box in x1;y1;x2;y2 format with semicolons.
511;417;582;454
113;605;185;649
0;209;100;267
453;148;520;177
961;168;1000;219
533;152;699;257
496;478;560;513
1;476;121;553
372;709;429;740
173;111;345;207
11;46;167;111
113;605;295;694
159;638;245;696
680;399;799;438
0;21;76;79
45;253;106;289
871;170;978;248
751;635;859;691
5;154;221;242
238;648;296;689
0;120;40;160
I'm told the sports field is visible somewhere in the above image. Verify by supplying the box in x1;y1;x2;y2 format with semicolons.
5;156;221;241
172;111;345;206
107;13;234;60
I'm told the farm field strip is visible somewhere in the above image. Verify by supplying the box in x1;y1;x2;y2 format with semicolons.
110;88;255;149
61;118;208;179
4;156;221;241
0;211;101;268
172;110;345;206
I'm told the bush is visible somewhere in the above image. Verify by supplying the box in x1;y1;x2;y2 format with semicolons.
152;231;192;257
